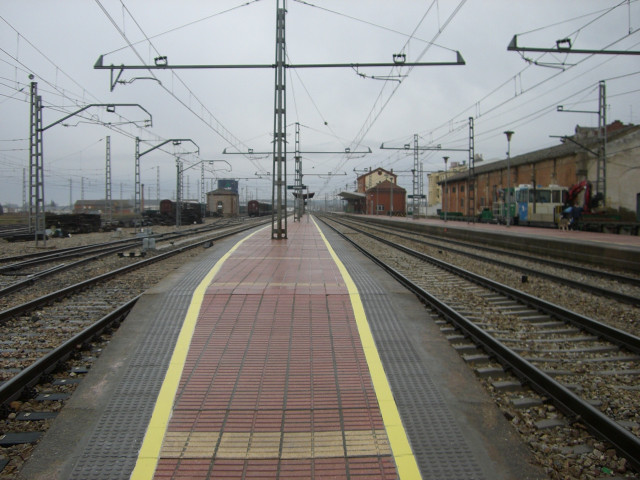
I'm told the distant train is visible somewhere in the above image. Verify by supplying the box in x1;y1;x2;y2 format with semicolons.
144;199;204;225
45;212;102;234
248;200;273;217
492;184;568;226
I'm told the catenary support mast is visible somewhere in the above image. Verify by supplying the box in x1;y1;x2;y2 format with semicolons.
272;1;287;239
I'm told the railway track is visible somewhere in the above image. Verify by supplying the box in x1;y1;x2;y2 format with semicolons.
0;219;247;301
318;214;640;477
0;219;267;476
327;215;640;341
338;215;640;295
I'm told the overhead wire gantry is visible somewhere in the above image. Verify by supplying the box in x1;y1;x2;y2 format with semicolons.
94;0;465;238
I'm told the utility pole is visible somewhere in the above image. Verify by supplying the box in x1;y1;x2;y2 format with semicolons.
200;162;206;218
294;123;302;222
28;80;151;245
381;135;424;218
272;0;287;237
467;117;475;220
381;118;475;219
597;80;607;204
176;159;182;227
555;81;607;206
413;134;420;216
105;136;112;224
443;156;449;222
22;169;26;213
156;166;160;206
29;81;44;245
134;137;199;215
504;131;514;227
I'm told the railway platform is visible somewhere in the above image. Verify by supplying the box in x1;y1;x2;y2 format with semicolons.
352;214;640;272
19;216;543;480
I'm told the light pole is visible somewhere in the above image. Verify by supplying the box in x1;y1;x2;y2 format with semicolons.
504;131;514;227
443;156;449;222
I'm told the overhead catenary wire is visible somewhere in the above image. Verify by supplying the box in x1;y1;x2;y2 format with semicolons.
0;22;174;156
104;0;264;56
97;0;269;173
315;0;467;195
413;1;639;154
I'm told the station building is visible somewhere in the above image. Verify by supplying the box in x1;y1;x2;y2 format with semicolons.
207;188;239;217
432;121;640;221
340;167;406;215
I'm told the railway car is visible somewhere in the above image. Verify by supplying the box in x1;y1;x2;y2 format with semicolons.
45;213;102;234
247;200;273;217
151;199;204;225
493;184;568;226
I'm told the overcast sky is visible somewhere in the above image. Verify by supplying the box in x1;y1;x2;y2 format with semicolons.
1;0;639;208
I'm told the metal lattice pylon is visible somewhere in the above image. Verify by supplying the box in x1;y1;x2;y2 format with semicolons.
105;136;112;223
29;82;45;246
272;2;287;239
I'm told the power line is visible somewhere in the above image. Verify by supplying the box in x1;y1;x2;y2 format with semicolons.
105;0;263;56
97;0;268;173
292;0;457;54
319;0;467;195
413;34;640;158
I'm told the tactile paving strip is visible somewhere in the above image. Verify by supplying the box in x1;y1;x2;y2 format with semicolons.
318;223;486;480
68;234;251;480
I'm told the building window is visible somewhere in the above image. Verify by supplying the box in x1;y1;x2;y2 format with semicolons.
461;185;465;193
377;204;384;211
452;187;456;193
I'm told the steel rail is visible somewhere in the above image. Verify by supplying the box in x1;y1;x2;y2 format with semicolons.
335;216;640;304
330;216;640;353
0;218;243;266
0;242;142;274
317;215;640;471
0;221;265;324
0;296;139;407
0;244;142;298
0;239;142;269
341;214;640;288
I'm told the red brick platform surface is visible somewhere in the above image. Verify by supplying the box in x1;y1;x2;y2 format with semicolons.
153;221;397;479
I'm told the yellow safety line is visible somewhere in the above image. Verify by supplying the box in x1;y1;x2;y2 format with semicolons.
312;217;422;480
130;228;263;480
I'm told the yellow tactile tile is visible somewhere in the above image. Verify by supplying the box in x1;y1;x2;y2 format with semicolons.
160;431;220;458
345;430;391;456
247;432;281;458
281;432;312;459
216;432;251;458
159;430;390;460
313;431;345;458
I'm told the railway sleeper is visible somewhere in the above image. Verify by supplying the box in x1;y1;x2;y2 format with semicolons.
474;366;505;378
0;432;42;447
